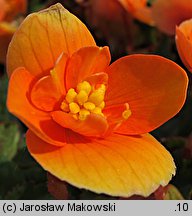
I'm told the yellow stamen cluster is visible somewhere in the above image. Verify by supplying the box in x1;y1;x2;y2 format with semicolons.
61;81;106;121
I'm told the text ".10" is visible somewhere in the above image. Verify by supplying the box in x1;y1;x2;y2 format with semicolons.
176;203;188;212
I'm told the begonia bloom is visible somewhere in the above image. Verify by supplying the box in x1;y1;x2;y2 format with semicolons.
151;0;192;35
176;19;192;73
7;4;188;197
0;0;27;63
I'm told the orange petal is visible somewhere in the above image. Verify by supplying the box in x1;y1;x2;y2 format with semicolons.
106;54;188;135
7;67;67;146
0;0;27;22
65;46;111;89
30;53;68;112
118;0;154;26
85;72;108;86
151;0;192;35
103;103;130;135
0;0;7;21
133;7;155;26
118;0;147;11
26;130;175;197
176;19;192;73
7;3;96;77
30;75;61;112
51;52;68;95
51;111;108;137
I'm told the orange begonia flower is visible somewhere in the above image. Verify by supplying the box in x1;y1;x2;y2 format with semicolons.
151;0;192;35
175;19;192;73
7;4;188;197
118;0;155;26
0;0;27;63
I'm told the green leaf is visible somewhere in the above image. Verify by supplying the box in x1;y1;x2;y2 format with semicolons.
0;123;20;163
0;75;10;122
164;185;184;200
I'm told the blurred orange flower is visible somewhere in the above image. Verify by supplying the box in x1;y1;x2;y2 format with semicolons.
151;0;192;35
90;0;154;26
118;0;154;25
176;19;192;73
0;0;27;63
7;4;188;197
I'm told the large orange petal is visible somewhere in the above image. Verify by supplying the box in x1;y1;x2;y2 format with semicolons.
175;19;192;73
26;130;175;197
51;111;108;137
65;46;110;89
106;54;188;135
7;67;67;146
151;0;192;35
7;3;96;77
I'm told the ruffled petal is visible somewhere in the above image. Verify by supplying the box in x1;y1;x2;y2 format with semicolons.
7;3;96;77
106;54;188;135
7;67;67;146
26;130;175;197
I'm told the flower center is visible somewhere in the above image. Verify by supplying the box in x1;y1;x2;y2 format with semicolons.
60;81;106;121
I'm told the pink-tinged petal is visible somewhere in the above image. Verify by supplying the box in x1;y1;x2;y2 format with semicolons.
27;130;175;197
7;3;96;77
106;54;188;135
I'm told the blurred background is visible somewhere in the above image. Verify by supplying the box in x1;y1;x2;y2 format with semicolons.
0;0;192;199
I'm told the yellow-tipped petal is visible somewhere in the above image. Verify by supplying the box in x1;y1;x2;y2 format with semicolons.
27;131;175;197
